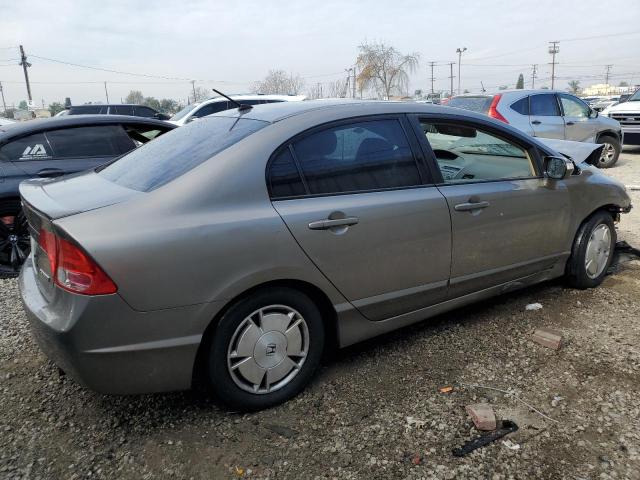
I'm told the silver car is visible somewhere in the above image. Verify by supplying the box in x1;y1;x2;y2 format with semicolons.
19;100;631;410
447;90;623;168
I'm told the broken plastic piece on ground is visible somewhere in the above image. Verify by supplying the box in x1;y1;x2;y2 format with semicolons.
466;403;497;431
502;439;521;451
452;420;519;457
439;386;454;394
525;303;543;311
532;327;563;350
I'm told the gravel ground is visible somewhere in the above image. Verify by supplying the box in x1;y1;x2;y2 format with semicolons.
1;150;640;480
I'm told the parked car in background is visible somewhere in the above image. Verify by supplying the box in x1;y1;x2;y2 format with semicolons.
55;109;69;117
168;94;306;126
18;100;631;410
601;89;640;147
0;117;16;126
0;115;175;277
591;96;620;112
67;104;170;120
447;90;623;167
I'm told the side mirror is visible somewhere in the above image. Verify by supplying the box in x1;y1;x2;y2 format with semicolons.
589;108;598;119
544;156;575;179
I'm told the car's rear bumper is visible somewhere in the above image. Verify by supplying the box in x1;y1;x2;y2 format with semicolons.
19;259;213;394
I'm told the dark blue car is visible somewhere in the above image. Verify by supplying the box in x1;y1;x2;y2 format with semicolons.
0;115;175;277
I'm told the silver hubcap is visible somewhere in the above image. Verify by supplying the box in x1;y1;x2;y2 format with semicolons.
585;224;612;279
227;305;309;394
599;143;616;164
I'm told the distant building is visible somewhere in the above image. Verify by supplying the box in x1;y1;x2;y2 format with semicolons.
582;83;638;96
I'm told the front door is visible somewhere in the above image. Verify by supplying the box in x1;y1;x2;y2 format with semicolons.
269;117;452;320
529;93;565;139
414;117;571;298
558;93;598;143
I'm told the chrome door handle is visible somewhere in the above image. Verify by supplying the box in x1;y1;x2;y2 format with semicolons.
308;217;359;230
454;201;490;212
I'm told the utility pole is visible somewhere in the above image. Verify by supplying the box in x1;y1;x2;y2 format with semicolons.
353;67;357;99
531;64;538;89
548;41;560;89
190;80;196;103
104;81;109;103
428;61;436;96
456;47;467;95
19;45;32;105
604;65;613;93
448;62;455;98
0;81;7;114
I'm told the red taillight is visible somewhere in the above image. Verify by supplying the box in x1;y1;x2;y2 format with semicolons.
488;94;509;123
37;228;117;295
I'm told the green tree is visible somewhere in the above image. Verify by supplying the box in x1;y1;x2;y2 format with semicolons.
48;102;65;116
125;90;144;104
516;73;524;89
143;96;161;111
18;100;28;110
159;98;180;114
355;42;419;99
567;80;581;94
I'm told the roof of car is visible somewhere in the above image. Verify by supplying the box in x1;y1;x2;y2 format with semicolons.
451;89;568;98
193;94;307;107
210;98;452;123
0;115;175;140
69;104;153;108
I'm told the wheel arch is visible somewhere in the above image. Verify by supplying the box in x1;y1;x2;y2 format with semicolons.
595;130;622;143
191;278;339;387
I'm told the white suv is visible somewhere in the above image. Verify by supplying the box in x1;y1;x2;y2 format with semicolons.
602;89;640;147
168;94;306;126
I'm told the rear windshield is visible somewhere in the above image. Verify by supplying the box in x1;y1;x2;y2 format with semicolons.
447;96;493;113
98;116;267;191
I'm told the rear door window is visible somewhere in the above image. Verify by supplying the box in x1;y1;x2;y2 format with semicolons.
530;94;560;116
0;133;53;161
45;126;135;158
98;116;267;191
289;118;421;195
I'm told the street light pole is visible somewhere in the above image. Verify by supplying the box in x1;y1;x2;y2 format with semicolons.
456;47;467;95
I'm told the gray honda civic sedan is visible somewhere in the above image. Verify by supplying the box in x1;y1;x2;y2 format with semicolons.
19;100;631;410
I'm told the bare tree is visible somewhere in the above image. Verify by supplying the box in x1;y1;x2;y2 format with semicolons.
326;79;348;98
193;86;209;102
125;90;144;104
356;42;419;99
252;70;305;95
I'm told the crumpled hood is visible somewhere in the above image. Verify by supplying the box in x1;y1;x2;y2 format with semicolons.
534;138;604;164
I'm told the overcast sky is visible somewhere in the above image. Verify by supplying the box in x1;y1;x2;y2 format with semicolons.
1;0;639;107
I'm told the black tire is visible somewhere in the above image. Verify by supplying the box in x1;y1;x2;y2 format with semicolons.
0;200;31;279
596;135;621;168
208;287;325;411
566;211;616;289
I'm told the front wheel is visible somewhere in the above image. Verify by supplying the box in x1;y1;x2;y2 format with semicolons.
597;135;621;168
0;201;31;279
566;211;616;289
208;287;325;411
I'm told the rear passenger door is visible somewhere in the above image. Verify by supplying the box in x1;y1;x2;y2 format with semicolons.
529;94;565;139
269;116;452;321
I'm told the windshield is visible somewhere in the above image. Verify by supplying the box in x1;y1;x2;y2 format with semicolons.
98;116;268;191
169;103;200;121
629;89;640;102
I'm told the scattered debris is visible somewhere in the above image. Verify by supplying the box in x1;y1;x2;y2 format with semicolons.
452;420;519;457
406;416;427;429
525;303;543;311
439;385;454;394
551;395;563;408
502;439;521;451
532;328;563;350
465;403;497;431
264;423;298;439
460;383;559;423
411;454;422;465
234;466;245;476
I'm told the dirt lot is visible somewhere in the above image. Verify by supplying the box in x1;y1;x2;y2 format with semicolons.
1;149;639;480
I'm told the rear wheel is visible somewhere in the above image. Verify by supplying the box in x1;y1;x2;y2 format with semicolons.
566;211;616;289
597;135;621;168
208;287;324;411
0;201;31;279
